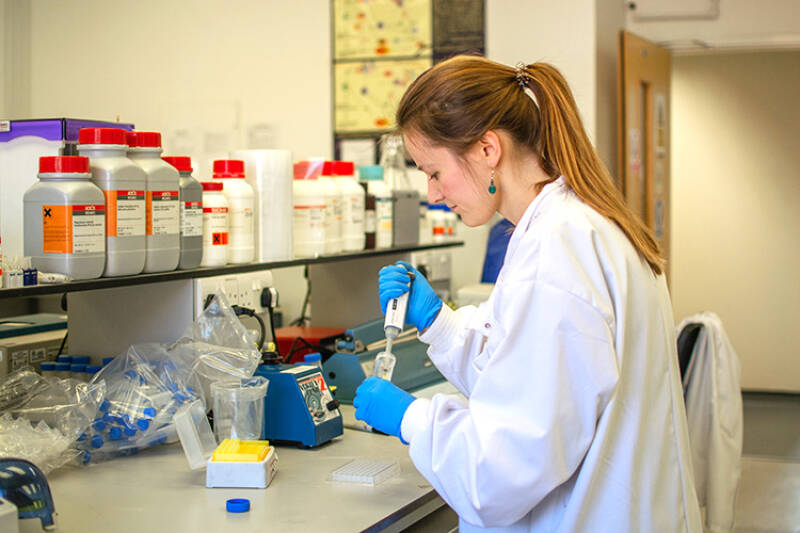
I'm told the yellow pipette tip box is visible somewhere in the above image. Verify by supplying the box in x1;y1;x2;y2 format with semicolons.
206;439;278;489
212;439;271;463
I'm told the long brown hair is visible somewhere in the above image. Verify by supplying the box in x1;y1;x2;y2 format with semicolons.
396;55;664;275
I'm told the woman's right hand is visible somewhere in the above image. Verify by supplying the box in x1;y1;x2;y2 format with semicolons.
378;261;443;331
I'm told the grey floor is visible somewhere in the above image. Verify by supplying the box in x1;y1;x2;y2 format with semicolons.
735;392;800;533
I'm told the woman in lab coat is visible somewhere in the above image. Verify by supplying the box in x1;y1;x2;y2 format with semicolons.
353;55;703;532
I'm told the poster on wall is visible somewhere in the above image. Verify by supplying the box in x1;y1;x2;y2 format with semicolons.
334;58;432;132
333;0;432;60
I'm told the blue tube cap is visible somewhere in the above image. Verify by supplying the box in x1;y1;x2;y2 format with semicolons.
226;498;250;513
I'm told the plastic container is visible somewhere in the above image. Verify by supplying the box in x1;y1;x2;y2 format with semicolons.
211;376;269;442
319;161;343;254
443;205;457;239
53;362;71;379
333;161;365;252
418;201;431;245
200;182;229;267
70;364;87;381
379;135;412;190
126;131;180;273
359;166;392;249
330;459;400;485
40;362;56;378
77;128;147;277
23;156;106;280
292;161;326;258
213;160;254;264
163;156;203;269
175;399;217;470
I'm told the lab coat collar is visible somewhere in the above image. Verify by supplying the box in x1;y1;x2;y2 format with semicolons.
503;176;566;270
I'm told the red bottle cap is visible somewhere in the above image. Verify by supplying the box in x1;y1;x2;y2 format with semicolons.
293;160;322;180
39;156;90;174
332;161;355;176
201;181;224;191
162;156;193;172
78;128;128;146
213;159;245;178
126;131;162;148
321;161;335;176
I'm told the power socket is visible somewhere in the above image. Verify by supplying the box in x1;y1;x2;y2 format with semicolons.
193;271;274;317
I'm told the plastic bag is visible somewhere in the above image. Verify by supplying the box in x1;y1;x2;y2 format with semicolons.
0;368;104;473
78;293;261;464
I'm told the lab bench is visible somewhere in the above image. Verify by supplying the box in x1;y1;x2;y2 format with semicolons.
46;382;461;533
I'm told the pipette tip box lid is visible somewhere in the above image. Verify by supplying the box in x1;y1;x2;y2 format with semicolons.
206;439;278;489
174;399;217;470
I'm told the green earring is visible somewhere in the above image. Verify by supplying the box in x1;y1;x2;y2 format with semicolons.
488;168;496;194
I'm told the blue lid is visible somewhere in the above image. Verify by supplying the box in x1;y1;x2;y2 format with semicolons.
90;435;104;449
99;400;110;412
40;362;55;371
85;365;102;374
304;352;322;363
71;355;90;364
70;364;86;373
92;420;106;432
226;499;250;513
142;406;157;418
136;419;150;431
109;427;123;440
359;165;383;181
102;357;114;365
56;355;72;363
123;427;137;437
54;362;70;371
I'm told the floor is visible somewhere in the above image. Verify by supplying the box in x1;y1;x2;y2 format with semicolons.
735;392;800;533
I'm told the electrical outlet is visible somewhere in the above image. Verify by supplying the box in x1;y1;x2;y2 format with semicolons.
193;271;274;317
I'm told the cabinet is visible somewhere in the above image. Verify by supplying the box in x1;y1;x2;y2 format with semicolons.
0;242;462;359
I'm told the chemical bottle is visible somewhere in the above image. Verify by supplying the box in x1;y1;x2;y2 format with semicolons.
361;183;376;250
319;161;343;254
23;156;106;280
333;161;365;252
443;205;457;239
292;161;326;258
162;156;203;269
78;128;147;277
359;165;392;249
200;181;229;267
212;160;255;264
126;131;180;273
430;204;447;243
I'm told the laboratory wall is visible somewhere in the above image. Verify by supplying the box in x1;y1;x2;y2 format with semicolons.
670;50;800;392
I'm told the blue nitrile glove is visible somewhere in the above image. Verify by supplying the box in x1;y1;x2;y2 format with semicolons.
378;261;443;331
354;377;416;443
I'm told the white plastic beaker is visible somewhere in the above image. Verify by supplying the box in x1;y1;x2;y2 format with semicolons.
211;376;269;442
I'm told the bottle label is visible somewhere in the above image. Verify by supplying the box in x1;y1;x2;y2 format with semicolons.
365;209;376;233
203;206;229;246
229;200;254;243
293;204;326;242
104;190;145;237
348;195;365;225
181;201;203;237
146;190;179;236
42;204;106;254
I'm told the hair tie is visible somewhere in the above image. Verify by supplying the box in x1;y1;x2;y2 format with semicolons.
514;62;540;109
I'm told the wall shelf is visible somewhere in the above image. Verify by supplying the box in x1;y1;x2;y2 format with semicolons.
0;241;463;299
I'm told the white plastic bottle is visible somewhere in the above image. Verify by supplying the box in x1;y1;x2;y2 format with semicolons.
318;161;343;254
292;161;326;258
359;165;393;249
126;131;180;273
77;127;146;277
443;205;457;239
200;181;229;267
162;156;203;269
430;204;447;243
333;161;365;252
23;156;106;280
418;201;431;245
213;160;255;264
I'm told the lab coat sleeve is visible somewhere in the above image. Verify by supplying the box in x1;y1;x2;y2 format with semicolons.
418;303;487;397
402;280;619;528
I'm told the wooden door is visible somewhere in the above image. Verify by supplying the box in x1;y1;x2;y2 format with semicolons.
617;31;672;272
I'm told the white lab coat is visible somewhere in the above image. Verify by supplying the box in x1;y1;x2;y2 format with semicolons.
401;178;702;532
678;312;743;533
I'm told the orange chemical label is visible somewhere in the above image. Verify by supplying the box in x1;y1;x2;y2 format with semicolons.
212;232;228;246
146;192;152;236
42;205;71;253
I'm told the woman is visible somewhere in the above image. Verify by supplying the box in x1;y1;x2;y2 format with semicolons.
354;55;701;532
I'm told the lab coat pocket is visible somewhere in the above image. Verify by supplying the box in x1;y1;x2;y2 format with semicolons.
469;309;503;374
